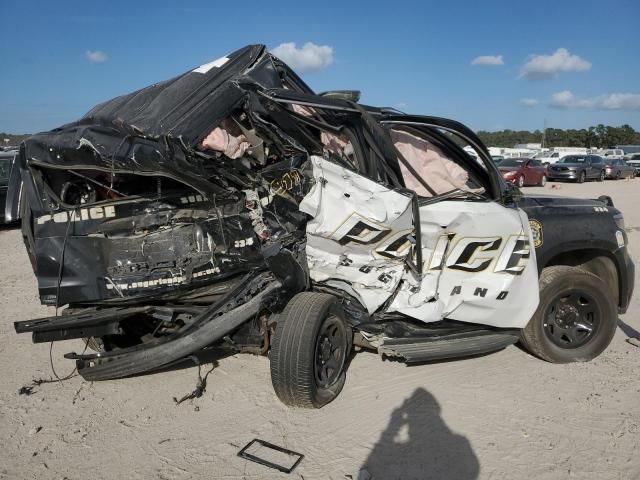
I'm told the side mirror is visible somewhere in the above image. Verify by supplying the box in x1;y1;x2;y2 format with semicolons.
504;182;523;205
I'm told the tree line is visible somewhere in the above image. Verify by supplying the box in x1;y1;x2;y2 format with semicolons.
476;124;640;148
0;132;31;147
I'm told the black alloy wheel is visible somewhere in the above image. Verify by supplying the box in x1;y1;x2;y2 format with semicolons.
543;292;599;349
519;265;617;363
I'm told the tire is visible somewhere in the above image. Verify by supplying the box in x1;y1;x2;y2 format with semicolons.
520;266;617;363
577;171;586;183
270;292;352;408
598;170;605;182
539;175;547;187
517;175;525;188
615;170;621;180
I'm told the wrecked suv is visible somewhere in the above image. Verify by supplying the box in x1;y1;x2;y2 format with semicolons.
9;45;634;408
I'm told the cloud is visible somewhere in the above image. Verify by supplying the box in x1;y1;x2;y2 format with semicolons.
550;90;640;110
271;42;333;73
471;55;504;66
520;98;539;107
85;50;107;64
520;48;590;80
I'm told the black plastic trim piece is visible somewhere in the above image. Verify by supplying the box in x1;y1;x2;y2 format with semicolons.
237;439;304;474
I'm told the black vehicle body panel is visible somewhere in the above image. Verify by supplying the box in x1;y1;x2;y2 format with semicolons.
0;151;19;224
520;195;634;313
10;44;635;380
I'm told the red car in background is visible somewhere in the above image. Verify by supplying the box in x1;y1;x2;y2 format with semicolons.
498;158;547;187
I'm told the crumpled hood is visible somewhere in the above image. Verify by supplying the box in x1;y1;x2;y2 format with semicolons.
19;44;317;198
23;44;315;166
82;45;271;143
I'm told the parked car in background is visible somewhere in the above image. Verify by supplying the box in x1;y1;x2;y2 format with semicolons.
534;148;588;166
625;154;640;175
547;154;606;183
498;158;546;187
601;148;625;160
604;158;636;179
0;150;18;224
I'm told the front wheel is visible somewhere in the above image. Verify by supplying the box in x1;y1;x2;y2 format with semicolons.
520;266;617;363
598;170;605;182
577;171;586;183
517;175;525;188
539;175;547;187
270;292;352;408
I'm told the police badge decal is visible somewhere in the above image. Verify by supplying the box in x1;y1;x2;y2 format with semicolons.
529;219;543;248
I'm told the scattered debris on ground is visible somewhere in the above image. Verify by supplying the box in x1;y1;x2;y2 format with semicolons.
626;337;640;347
173;362;218;406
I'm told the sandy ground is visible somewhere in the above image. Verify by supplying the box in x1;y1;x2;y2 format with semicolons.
1;179;639;480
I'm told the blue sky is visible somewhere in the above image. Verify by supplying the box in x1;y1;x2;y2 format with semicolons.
1;0;639;134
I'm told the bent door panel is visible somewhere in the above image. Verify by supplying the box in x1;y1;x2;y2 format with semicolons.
300;156;414;314
390;200;539;328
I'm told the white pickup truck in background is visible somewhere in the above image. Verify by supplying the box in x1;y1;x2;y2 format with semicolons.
533;148;588;166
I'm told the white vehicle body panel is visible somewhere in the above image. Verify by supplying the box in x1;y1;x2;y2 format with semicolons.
301;156;539;329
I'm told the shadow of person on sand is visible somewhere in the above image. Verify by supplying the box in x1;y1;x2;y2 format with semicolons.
360;387;479;480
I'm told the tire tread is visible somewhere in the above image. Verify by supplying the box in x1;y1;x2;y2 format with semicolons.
271;292;341;408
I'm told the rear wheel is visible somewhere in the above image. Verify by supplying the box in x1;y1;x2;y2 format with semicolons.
520;266;617;363
539;175;547;187
270;292;352;408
